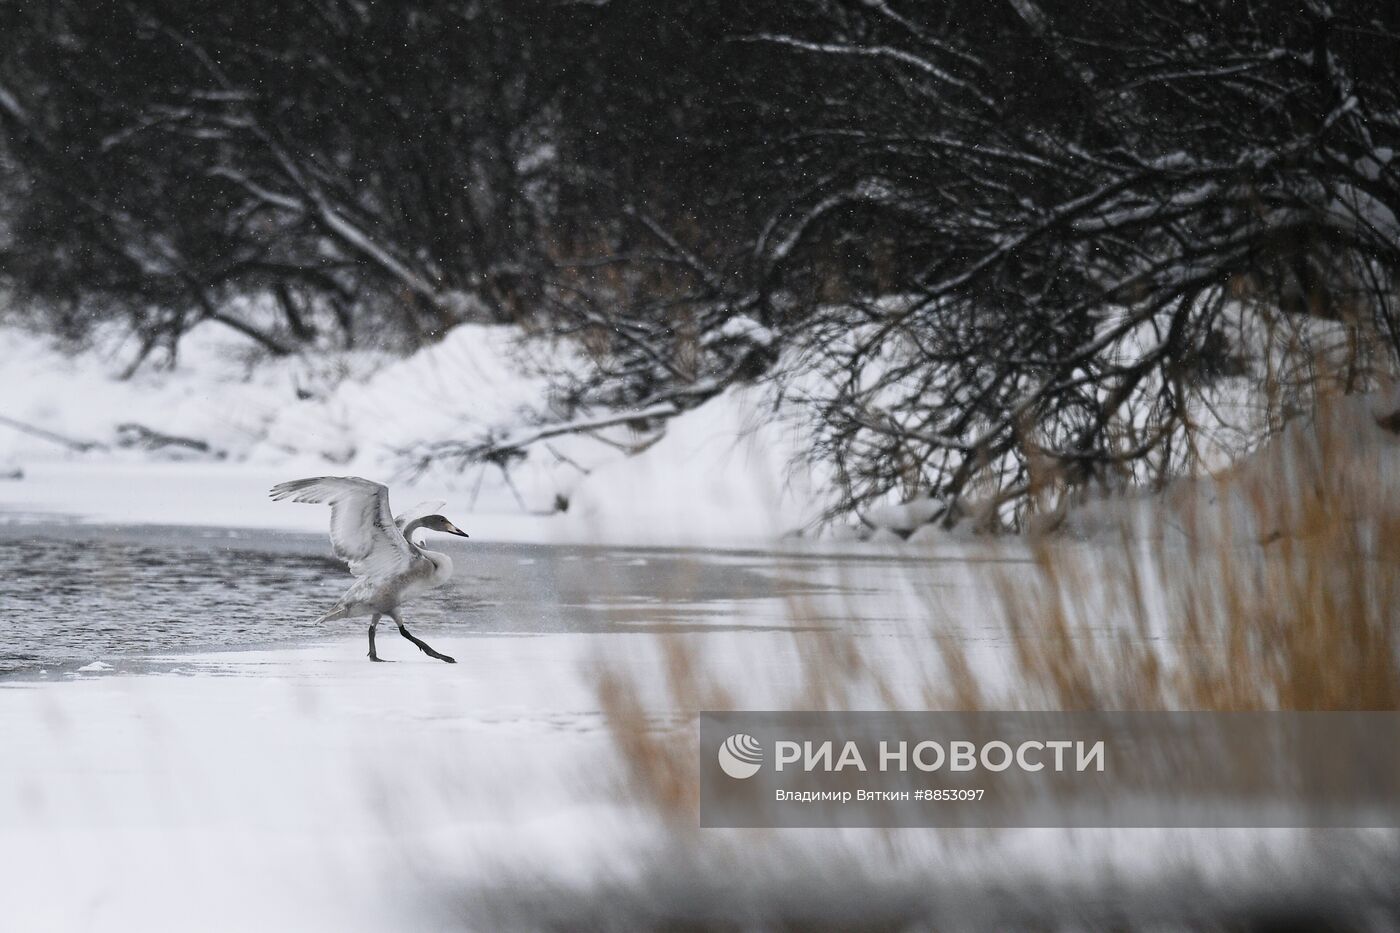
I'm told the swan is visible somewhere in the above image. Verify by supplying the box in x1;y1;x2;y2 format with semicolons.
270;476;467;663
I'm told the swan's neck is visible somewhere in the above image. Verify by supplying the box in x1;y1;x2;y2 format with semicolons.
402;519;454;584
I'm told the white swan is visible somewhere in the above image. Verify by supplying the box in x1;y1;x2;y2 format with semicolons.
270;476;468;663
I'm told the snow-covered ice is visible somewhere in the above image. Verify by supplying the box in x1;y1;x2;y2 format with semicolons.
0;534;1383;930
0;535;1001;930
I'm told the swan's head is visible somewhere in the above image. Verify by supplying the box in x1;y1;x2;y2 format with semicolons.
420;515;469;538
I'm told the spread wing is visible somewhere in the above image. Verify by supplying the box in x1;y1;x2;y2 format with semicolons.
269;476;418;580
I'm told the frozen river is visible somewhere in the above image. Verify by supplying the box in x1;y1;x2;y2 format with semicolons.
0;516;1385;930
0;516;1024;930
0;520;996;677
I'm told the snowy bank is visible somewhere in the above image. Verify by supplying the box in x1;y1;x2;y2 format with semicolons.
0;320;827;546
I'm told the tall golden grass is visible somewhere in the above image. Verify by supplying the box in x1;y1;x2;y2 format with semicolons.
597;391;1400;821
453;330;1400;929
984;398;1400;712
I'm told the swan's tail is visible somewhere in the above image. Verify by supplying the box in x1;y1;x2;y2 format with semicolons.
315;603;351;623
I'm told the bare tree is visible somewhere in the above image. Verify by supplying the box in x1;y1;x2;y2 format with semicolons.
0;0;597;357
741;0;1400;528
8;0;1400;530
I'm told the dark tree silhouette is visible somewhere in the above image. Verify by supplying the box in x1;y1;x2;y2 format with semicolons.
5;0;1400;527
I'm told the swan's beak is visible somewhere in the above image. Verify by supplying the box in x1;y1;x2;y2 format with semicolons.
445;523;469;538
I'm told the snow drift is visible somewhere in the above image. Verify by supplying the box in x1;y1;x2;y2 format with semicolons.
0;318;827;544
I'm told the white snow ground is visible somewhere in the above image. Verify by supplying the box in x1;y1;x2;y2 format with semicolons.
0;632;638;931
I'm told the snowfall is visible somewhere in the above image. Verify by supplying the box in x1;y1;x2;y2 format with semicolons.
2;319;1397;929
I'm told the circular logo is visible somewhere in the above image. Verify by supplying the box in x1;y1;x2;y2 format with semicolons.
718;733;763;779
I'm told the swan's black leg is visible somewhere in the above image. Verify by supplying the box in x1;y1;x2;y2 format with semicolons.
368;613;387;662
392;613;455;663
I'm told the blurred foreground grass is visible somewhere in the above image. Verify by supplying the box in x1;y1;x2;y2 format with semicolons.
423;389;1400;930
